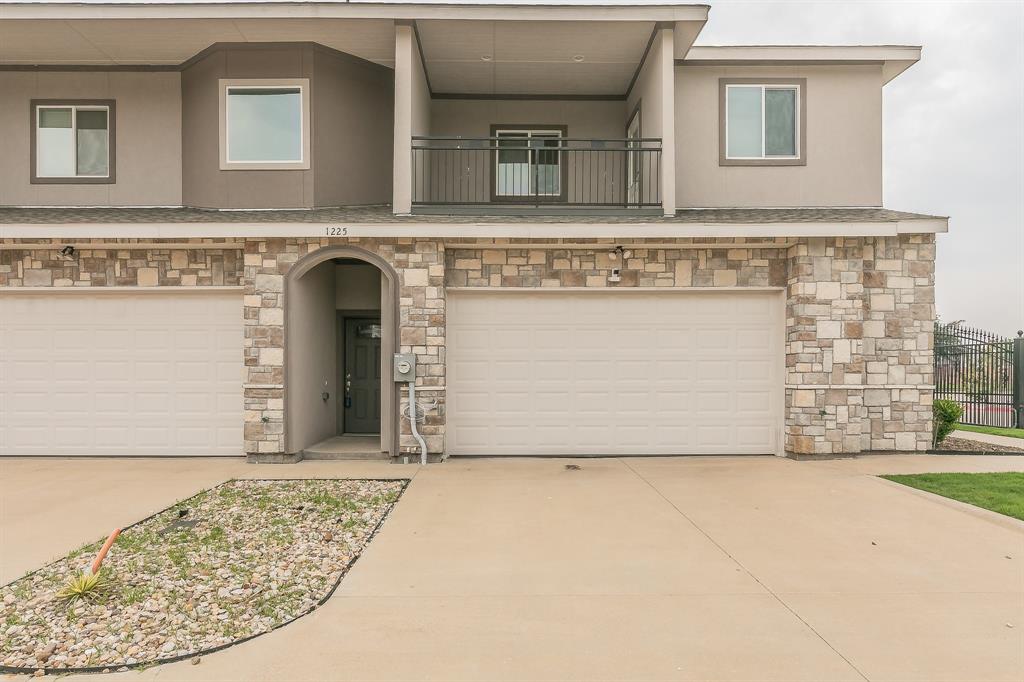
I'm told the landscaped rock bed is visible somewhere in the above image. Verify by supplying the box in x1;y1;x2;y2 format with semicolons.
938;436;1024;454
0;478;406;673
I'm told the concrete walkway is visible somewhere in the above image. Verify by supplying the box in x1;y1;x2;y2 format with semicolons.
953;428;1024;450
1;454;1022;682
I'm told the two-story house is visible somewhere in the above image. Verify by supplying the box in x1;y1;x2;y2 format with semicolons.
0;2;944;462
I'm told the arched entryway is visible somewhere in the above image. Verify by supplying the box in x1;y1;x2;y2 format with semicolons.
283;246;400;457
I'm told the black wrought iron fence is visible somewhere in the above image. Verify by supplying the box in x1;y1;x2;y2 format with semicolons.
934;322;1024;428
411;136;662;208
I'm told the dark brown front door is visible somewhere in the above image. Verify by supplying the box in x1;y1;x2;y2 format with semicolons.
343;318;382;434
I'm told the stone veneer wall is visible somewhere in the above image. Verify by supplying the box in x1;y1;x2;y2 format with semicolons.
0;241;241;286
445;235;934;455
0;234;934;457
242;238;446;455
444;238;790;288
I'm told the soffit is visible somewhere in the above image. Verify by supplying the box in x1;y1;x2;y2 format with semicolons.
0;18;397;66
415;19;656;95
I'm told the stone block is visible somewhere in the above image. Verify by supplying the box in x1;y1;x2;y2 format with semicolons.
259;307;284;326
792;390;817;407
255;274;283;293
864;389;891;407
816;320;842;339
404;269;429;287
833;339;852;363
894;432;917;451
713;270;737;286
870;293;895;311
482;250;506;265
137;268;158;287
815;281;842;300
674;259;693;286
171;251;189;270
259;347;284;367
21;268;50;284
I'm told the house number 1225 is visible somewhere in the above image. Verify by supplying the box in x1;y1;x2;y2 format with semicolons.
325;226;348;236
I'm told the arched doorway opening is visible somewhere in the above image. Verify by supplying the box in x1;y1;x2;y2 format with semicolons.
284;246;399;457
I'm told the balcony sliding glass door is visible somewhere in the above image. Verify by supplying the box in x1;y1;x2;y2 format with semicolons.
494;129;563;199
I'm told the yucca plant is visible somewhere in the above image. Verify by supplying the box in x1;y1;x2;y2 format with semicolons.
57;570;112;604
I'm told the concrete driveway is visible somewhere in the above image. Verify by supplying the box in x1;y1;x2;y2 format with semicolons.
2;454;1022;682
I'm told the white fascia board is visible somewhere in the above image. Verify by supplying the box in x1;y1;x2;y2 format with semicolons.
0;220;945;240
896;219;948;234
681;45;922;83
0;3;711;22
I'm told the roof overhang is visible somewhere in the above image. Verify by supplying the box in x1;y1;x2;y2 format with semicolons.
0;3;709;95
0;2;711;23
680;45;922;83
0;220;949;240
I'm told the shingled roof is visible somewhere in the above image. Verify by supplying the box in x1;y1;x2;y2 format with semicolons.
0;206;945;225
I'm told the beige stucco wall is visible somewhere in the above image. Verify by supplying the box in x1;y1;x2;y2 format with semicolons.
287;259;339;452
0;71;182;206
675;64;884;208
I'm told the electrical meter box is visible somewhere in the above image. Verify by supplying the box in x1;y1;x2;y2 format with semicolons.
393;353;416;382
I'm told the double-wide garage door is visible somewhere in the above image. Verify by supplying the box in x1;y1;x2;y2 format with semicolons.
0;292;243;456
447;290;783;456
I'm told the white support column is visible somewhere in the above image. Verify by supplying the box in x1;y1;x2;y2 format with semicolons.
393;21;431;216
393;22;415;215
658;27;676;218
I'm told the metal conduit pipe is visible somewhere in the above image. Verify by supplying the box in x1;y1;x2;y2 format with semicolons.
407;380;428;465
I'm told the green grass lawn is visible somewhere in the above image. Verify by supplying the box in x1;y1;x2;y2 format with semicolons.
955;424;1024;440
882;472;1024;521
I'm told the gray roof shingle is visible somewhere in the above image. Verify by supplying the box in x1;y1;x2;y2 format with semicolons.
0;205;945;225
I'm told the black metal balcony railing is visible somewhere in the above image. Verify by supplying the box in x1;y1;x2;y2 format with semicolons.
411;136;662;209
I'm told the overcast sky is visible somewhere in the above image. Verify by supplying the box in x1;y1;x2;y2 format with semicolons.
698;0;1024;338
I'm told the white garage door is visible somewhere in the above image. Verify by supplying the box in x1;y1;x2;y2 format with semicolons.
0;291;243;456
447;290;783;456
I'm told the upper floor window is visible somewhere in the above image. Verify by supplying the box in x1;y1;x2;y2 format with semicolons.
31;101;114;184
219;79;310;170
720;79;806;166
492;127;567;201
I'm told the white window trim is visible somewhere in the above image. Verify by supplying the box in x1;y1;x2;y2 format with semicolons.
218;78;311;171
724;84;801;161
494;128;564;198
35;104;111;179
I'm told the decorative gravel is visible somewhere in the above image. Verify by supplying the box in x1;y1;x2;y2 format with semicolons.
939;436;1024;454
0;478;406;673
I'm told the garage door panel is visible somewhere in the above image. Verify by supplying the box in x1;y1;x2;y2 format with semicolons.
447;291;783;456
0;292;243;456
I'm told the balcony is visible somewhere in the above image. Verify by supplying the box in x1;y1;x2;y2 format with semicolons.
410;135;662;214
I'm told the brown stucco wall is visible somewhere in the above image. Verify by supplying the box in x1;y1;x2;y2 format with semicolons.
0;71;183;207
312;49;394;207
181;43;393;210
675;64;884;208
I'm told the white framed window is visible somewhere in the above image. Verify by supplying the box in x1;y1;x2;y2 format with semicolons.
721;81;805;165
219;79;310;170
492;128;565;199
31;101;113;183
